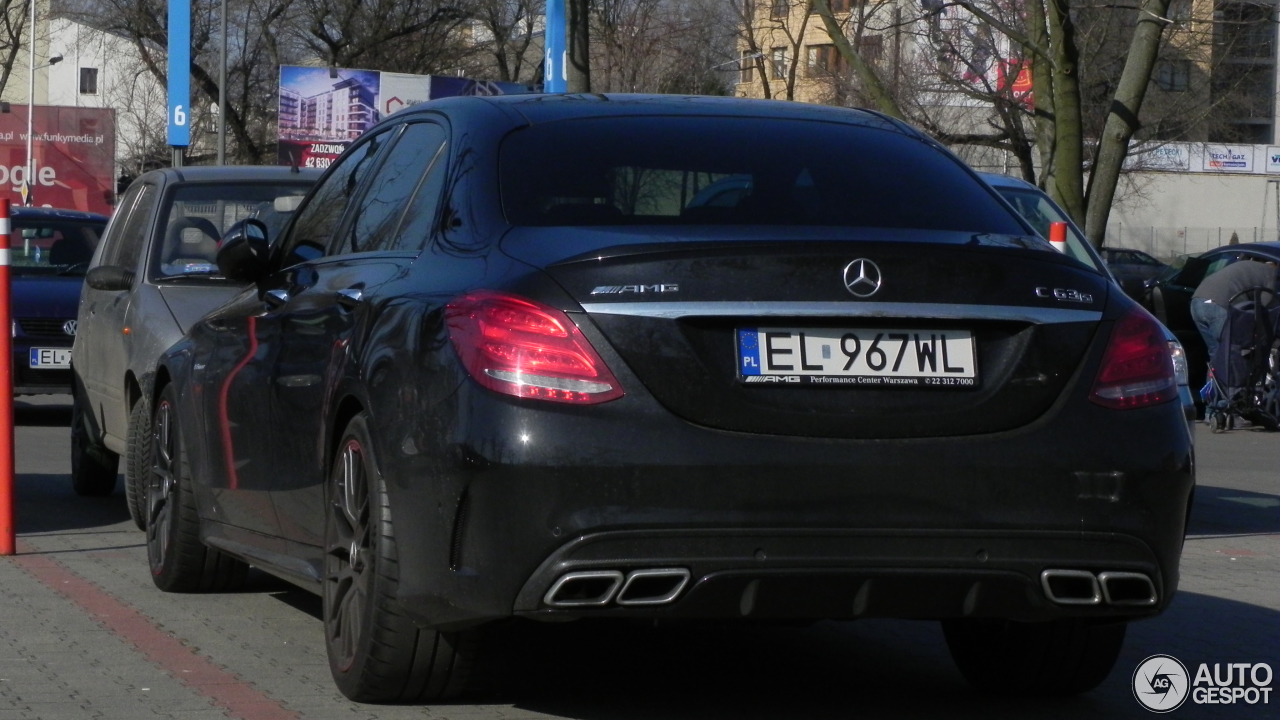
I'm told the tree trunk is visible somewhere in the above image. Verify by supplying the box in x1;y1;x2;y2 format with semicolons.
812;0;904;120
567;0;590;92
1024;0;1057;191
1045;0;1084;225
1084;0;1174;246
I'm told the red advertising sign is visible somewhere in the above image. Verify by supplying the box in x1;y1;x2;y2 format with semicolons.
998;60;1034;107
0;106;116;215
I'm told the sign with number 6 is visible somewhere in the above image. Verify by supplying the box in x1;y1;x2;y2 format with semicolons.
167;0;190;147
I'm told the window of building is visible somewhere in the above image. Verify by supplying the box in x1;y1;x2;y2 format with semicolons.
771;47;788;79
771;0;789;18
79;68;98;95
1155;60;1190;92
740;51;756;84
858;35;884;62
807;44;842;76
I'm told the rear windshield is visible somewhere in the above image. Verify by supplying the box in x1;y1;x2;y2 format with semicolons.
11;219;105;276
499;116;1026;234
155;183;311;278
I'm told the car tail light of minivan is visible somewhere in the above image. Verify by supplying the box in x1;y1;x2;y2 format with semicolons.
1089;309;1178;410
446;290;625;404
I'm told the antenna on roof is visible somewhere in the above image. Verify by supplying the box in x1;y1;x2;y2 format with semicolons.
287;150;300;174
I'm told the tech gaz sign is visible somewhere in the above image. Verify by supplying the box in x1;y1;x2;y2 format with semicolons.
1202;145;1254;172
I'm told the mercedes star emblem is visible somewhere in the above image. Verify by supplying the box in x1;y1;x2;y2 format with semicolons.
62;320;77;336
842;259;882;298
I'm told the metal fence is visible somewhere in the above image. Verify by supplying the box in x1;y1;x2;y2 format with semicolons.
1103;226;1280;261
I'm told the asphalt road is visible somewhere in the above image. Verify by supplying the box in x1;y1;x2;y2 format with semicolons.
1;395;1276;720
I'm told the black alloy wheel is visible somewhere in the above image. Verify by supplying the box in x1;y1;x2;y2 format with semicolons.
323;414;479;703
146;384;247;592
326;434;371;673
70;383;119;497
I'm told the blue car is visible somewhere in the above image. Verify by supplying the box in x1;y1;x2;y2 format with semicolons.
10;206;108;395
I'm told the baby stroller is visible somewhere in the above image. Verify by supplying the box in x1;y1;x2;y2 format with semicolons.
1202;287;1280;432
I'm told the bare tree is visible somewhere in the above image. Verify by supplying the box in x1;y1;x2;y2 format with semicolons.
470;0;543;83
0;0;28;97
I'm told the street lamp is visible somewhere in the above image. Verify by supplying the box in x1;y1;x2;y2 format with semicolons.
23;49;62;207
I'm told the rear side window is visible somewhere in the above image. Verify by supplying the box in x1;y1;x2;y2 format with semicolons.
343;122;447;253
105;183;159;272
499;116;1025;234
281;128;394;266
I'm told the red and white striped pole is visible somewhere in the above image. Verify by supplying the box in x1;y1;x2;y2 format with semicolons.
1049;221;1069;254
0;199;13;555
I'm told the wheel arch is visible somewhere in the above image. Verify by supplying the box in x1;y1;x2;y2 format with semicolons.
125;371;143;410
328;395;367;475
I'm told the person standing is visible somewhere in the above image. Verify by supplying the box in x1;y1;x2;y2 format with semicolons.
1190;258;1278;361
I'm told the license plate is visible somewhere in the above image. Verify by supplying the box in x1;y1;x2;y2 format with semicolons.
737;327;977;387
29;348;71;369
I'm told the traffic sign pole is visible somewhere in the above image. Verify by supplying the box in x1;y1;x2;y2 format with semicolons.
0;200;15;555
168;0;191;165
544;0;567;93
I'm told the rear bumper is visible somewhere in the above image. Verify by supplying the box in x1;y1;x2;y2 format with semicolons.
380;383;1195;630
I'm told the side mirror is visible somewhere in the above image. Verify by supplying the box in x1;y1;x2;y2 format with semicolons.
216;219;271;282
85;265;135;291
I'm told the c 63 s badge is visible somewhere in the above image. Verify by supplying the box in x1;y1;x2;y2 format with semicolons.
1036;286;1093;303
591;284;679;295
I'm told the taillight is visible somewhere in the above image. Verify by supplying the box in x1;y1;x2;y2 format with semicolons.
446;290;624;404
1089;309;1178;409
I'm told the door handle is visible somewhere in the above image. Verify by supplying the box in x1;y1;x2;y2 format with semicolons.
336;287;364;310
264;288;290;309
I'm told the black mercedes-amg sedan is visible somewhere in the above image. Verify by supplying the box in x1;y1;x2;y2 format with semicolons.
145;94;1194;703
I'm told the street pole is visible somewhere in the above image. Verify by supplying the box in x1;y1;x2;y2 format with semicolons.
217;0;226;165
24;0;35;205
544;0;566;93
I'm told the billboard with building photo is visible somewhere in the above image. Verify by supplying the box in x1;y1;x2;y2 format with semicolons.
277;66;382;169
0;106;115;214
278;66;532;167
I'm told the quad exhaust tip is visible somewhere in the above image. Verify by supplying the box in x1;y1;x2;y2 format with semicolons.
543;570;624;607
544;568;691;608
615;568;691;606
1040;569;1102;605
1041;569;1158;607
1098;571;1158;606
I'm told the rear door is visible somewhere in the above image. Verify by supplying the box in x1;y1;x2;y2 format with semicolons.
195;128;397;536
268;120;450;548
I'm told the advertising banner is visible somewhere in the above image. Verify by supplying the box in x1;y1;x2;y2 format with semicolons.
1126;143;1192;171
1202;145;1254;172
277;66;382;170
0;106;115;214
1266;146;1280;173
277;66;532;167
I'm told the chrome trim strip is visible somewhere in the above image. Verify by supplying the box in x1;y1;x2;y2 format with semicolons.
580;302;1102;324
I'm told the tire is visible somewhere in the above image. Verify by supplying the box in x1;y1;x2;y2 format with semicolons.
70;385;119;497
146;384;248;593
943;618;1126;695
323;414;479;703
124;396;151;530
